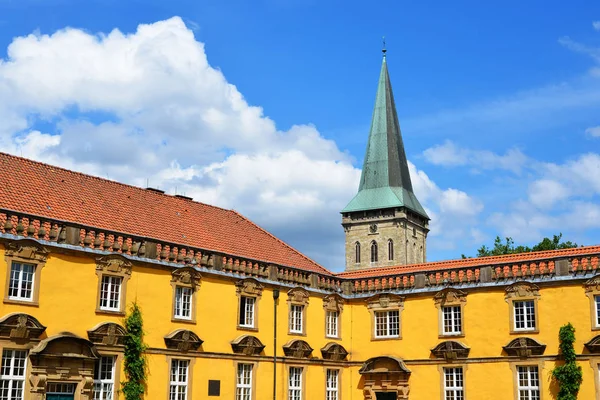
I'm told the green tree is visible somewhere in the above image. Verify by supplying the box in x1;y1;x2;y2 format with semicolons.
474;233;577;257
122;302;148;400
552;323;582;400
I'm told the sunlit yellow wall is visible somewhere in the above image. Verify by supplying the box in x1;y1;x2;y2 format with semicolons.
2;243;600;399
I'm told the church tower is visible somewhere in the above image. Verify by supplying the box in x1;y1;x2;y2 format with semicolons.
341;50;430;271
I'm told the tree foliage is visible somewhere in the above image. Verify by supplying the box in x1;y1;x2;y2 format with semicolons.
462;233;578;258
122;302;148;400
552;323;582;400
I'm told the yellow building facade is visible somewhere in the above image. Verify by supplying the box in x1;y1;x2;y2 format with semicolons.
1;198;600;400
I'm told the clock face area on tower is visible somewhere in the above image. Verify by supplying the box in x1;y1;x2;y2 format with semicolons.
341;54;430;271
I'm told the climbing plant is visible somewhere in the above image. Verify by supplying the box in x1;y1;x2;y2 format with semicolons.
122;302;148;400
552;323;582;400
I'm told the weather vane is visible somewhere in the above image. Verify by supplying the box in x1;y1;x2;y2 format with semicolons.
382;36;387;57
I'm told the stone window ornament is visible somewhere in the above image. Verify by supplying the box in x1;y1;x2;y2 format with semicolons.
584;335;600;353
87;322;127;346
95;254;133;315
320;342;349;361
282;339;313;358
430;341;470;361
0;312;46;339
502;337;546;358
359;356;411;400
164;329;203;352
230;335;266;355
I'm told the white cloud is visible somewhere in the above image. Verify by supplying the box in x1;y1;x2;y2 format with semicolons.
594;21;600;31
586;126;600;137
527;179;568;209
0;17;480;269
423;140;527;174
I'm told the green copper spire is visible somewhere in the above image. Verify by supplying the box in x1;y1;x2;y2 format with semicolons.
342;52;429;219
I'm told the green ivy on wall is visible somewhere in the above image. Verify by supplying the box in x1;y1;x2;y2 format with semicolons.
122;302;148;400
552;323;582;400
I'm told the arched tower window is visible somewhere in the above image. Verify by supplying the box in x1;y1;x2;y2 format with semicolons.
413;227;417;237
370;241;378;263
388;240;394;261
355;242;361;263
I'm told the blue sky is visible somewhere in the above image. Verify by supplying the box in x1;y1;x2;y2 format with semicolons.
0;0;599;270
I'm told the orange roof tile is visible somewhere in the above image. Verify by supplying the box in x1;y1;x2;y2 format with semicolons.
336;245;600;279
0;152;330;275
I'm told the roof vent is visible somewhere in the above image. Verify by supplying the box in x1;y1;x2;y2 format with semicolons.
175;194;193;201
146;187;165;194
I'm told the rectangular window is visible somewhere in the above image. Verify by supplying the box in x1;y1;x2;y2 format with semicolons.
0;349;27;400
443;367;464;400
8;262;35;301
94;356;115;400
517;366;540;400
326;311;339;338
514;300;536;331
288;367;303;400
99;275;122;311
174;286;192;320
236;363;253;400
169;359;189;400
289;305;304;334
374;310;400;338
326;369;339;400
239;297;255;328
442;306;462;335
595;295;600;326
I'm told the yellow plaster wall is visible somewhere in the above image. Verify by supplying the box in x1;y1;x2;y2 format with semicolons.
1;243;600;399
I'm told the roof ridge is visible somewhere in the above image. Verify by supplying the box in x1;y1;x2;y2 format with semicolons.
336;244;600;277
229;210;330;275
0;151;232;213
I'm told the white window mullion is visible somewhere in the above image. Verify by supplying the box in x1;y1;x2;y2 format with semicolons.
8;262;35;301
236;363;253;400
93;356;115;400
0;349;27;400
326;369;339;400
288;367;302;400
169;359;189;400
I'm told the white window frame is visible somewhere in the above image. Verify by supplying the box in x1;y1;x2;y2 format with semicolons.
93;356;115;400
99;275;122;312
326;369;339;400
374;310;400;338
8;262;35;301
443;367;464;400
236;363;253;400
513;300;536;331
169;359;189;400
289;305;304;334
239;296;256;328
0;349;27;400
326;311;339;338
288;367;303;400
174;286;193;320
517;366;540;400
595;295;600;327
442;305;462;335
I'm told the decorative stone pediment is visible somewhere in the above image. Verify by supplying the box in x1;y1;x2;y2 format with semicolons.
584;335;600;353
584;275;600;293
323;294;344;312
366;293;404;309
0;313;46;339
431;341;470;361
433;288;467;306
96;254;132;275
282;339;313;358
5;239;49;262
320;342;348;361
164;329;203;352
359;356;411;375
236;278;263;297
505;281;540;300
287;287;310;305
171;267;202;288
30;333;100;360
87;322;127;346
503;337;546;357
231;335;265;355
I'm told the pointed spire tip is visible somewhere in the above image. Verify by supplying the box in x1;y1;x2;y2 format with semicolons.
382;36;387;59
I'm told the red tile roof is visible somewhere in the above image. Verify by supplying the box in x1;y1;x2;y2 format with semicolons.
336;245;600;279
0;152;330;275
